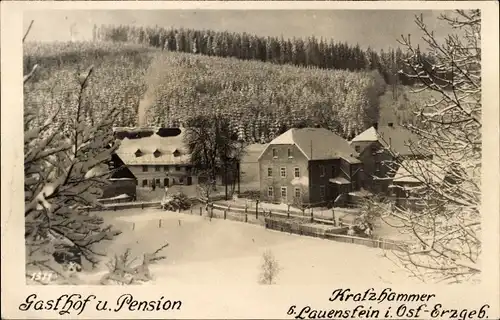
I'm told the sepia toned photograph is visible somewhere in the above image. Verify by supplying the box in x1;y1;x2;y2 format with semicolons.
1;1;499;318
21;8;484;287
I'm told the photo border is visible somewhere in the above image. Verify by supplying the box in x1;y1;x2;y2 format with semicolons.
2;1;499;319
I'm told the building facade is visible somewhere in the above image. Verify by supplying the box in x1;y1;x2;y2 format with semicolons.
113;127;197;189
258;128;362;207
350;122;432;194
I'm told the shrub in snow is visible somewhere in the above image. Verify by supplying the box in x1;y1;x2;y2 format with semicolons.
100;243;169;285
161;192;191;211
259;250;281;285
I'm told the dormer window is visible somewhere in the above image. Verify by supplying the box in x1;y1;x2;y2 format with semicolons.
173;149;181;157
153;149;161;158
134;149;143;157
272;148;278;158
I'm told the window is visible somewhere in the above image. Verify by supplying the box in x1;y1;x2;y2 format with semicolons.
294;167;300;178
267;168;273;177
294;187;301;199
272;148;278;158
280;167;286;178
352;179;358;191
355;146;360;153
319;185;325;198
288;148;293;158
164;165;169;171
179;177;184;184
142;165;148;172
320;165;326;177
175;166;181;171
153;149;161;158
155;178;161;186
268;186;274;197
142;180;148;187
332;166;337;177
280;186;287;198
155;166;161;172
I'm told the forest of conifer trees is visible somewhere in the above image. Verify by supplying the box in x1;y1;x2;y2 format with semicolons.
95;24;446;87
24;41;385;142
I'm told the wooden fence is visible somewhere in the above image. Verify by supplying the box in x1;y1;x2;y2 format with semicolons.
188;204;408;252
264;217;408;252
82;196;408;252
81;201;162;212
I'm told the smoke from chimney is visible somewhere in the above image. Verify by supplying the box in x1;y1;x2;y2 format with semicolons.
137;58;166;127
137;93;155;127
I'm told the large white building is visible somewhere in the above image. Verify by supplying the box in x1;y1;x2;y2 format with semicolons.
113;127;196;188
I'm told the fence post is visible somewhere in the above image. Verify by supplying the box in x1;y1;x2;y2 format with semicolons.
141;203;144;210
159;219;162;228
190;207;192;214
255;203;258;219
224;210;227;220
269;210;272;218
200;207;202;216
310;207;314;222
210;206;214;219
245;212;248;223
132;222;135;231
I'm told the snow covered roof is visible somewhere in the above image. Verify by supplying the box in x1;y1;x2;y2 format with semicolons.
348;189;374;197
258;128;360;163
351;125;430;157
114;128;191;166
351;126;378;142
393;160;446;184
329;177;351;185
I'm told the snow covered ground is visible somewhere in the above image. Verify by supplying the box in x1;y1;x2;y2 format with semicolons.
87;208;420;285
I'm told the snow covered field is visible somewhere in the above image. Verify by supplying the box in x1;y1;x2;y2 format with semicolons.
88;208;420;285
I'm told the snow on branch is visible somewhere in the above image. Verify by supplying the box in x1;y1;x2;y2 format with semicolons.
373;10;481;284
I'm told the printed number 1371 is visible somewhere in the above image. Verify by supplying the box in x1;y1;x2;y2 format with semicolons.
31;271;56;282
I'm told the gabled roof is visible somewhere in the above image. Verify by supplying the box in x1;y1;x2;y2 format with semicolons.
351;125;430;157
351;126;378;142
114;128;190;166
258;128;360;163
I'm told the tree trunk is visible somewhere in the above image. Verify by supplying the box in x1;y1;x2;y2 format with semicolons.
237;161;241;195
224;162;228;200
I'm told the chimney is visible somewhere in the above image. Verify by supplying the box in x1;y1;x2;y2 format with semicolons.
373;122;378;130
388;122;394;128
